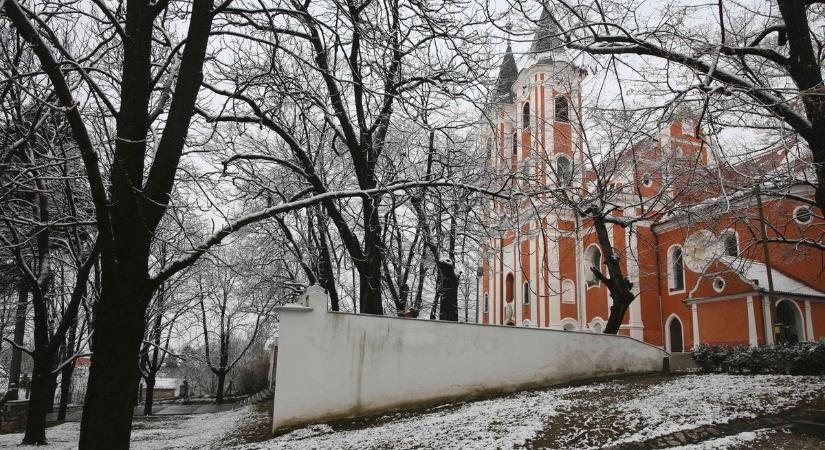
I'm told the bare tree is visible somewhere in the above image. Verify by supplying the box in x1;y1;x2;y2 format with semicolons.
193;247;276;403
1;0;494;445
524;0;825;213
202;0;491;316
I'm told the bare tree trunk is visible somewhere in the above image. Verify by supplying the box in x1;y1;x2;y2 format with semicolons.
314;212;340;311
57;362;74;421
437;260;459;322
46;371;58;413
359;197;384;315
776;0;825;214
143;375;155;416
7;284;28;401
215;371;226;403
21;355;50;444
57;305;79;420
591;216;635;335
413;262;427;315
79;279;151;449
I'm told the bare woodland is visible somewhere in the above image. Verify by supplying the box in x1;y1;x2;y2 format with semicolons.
0;0;823;447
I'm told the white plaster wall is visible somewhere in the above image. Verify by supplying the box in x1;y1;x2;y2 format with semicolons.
273;287;667;431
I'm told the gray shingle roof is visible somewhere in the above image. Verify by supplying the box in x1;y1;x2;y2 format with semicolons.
530;6;564;55
493;43;519;103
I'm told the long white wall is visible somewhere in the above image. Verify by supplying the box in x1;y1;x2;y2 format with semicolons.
272;286;667;431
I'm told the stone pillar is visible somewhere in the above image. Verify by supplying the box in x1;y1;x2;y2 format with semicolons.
746;296;757;347
691;304;700;349
626;222;644;340
762;296;774;345
549;236;562;330
804;301;814;342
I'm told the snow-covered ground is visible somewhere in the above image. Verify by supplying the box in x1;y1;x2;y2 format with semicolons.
0;407;263;450
1;374;822;449
245;374;825;450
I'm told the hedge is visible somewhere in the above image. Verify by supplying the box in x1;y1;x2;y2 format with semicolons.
692;340;825;375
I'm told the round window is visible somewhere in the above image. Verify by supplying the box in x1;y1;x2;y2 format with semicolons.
642;173;653;187
794;206;813;225
712;276;726;293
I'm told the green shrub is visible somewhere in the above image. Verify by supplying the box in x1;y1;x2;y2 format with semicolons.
692;344;717;372
691;339;825;375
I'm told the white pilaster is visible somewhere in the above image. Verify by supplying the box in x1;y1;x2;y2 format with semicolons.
549;234;562;329
626;222;644;340
762;296;774;345
490;248;496;325
533;232;547;328
492;252;497;325
530;235;538;325
804;300;814;341
513;241;520;323
691;304;700;349
574;214;586;330
746;296;757;347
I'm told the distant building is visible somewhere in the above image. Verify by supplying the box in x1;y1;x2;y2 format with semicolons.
139;377;182;400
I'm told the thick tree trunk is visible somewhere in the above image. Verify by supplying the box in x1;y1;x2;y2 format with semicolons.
46;372;58;413
79;280;150;450
603;302;630;335
215;372;226;403
21;356;50;444
58;315;79;421
7;284;28;401
315;217;340;311
143;376;155;416
437;260;459;322
776;0;825;214
57;364;74;421
358;258;383;315
591;215;635;335
359;198;384;315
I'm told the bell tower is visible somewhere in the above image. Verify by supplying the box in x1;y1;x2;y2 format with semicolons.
513;4;586;188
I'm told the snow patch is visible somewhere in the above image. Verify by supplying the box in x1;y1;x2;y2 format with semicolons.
668;428;774;450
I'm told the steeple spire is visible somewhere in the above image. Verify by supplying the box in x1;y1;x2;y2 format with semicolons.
530;4;564;56
493;23;518;103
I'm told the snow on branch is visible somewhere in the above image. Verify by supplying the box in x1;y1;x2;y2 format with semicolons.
151;180;508;286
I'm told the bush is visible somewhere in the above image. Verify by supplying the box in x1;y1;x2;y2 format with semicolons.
692;340;825;375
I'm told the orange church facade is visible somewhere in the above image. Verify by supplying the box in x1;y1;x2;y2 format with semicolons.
477;21;825;351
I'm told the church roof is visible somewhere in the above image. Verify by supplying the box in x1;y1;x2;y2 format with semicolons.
493;42;519;103
721;257;825;299
530;6;564;55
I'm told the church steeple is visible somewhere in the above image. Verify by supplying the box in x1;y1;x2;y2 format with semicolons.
493;28;518;103
530;5;564;58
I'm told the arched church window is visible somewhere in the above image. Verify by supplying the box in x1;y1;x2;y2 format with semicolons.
556;155;573;186
483;293;489;312
669;245;685;292
555;96;569;122
722;230;738;257
522;102;531;130
584;245;602;287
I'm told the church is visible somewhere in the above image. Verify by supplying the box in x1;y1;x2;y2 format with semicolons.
477;12;825;351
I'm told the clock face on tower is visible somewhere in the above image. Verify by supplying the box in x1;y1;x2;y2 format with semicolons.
683;230;724;273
